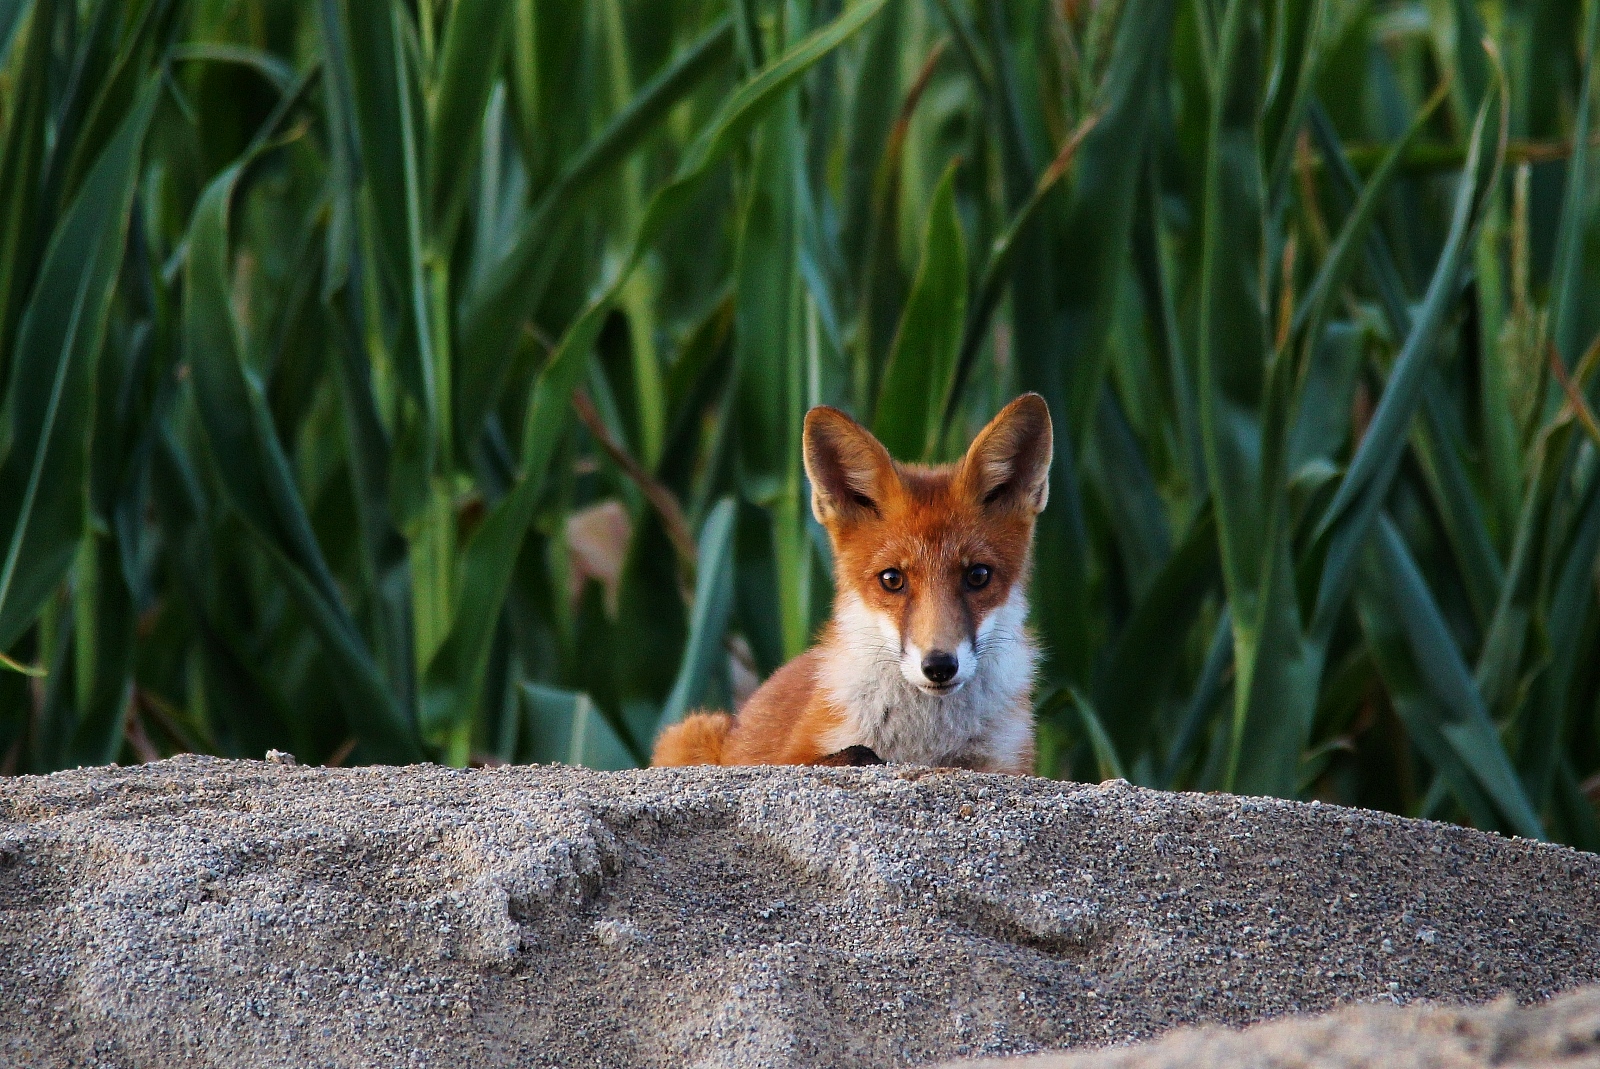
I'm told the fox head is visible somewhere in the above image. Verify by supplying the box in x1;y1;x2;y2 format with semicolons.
803;394;1053;698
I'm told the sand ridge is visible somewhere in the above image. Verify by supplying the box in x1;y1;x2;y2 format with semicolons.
1;756;1597;1067
945;986;1600;1068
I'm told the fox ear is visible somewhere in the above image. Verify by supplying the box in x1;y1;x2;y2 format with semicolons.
803;407;898;525
958;394;1053;514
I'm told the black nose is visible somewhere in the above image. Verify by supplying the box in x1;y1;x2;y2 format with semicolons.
921;651;958;685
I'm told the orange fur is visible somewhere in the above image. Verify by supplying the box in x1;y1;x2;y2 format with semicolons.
651;396;1052;776
652;712;734;766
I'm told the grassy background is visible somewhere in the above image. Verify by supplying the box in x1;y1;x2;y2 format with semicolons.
1;0;1598;846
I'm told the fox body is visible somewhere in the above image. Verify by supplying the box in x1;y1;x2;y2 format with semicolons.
652;394;1053;775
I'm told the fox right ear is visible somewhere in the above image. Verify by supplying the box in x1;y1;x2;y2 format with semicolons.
803;407;898;525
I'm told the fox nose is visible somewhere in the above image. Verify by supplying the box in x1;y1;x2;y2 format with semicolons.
921;651;958;685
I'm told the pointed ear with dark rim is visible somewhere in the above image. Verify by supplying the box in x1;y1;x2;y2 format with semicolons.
958;394;1054;514
803;406;899;525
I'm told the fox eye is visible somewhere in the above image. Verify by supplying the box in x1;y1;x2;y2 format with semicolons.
964;564;992;590
879;568;905;593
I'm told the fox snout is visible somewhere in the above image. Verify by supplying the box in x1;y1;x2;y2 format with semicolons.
899;595;977;694
903;639;972;694
921;651;958;685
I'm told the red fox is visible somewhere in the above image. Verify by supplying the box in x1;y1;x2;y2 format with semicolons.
652;394;1052;775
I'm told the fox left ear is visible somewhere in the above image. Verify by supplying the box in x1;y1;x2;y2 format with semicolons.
958;394;1053;514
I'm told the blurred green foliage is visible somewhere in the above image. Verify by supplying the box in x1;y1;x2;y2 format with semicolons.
1;0;1598;846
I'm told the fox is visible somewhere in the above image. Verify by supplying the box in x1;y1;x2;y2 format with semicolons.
651;393;1053;775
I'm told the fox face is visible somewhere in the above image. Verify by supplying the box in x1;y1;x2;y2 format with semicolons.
803;395;1052;767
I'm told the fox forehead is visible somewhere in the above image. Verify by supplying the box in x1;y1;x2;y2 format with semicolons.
829;465;1035;577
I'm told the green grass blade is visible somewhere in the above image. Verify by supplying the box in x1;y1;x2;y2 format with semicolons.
428;0;511;232
391;2;447;470
840;0;903;272
976;0;1040;202
0;1;53;401
169;43;298;93
1474;423;1573;715
1414;381;1506;628
1516;472;1600;809
1442;0;1490;117
0;76;158;652
1263;0;1326;195
56;0;182;208
657;496;738;733
1040;687;1128;782
733;95;809;657
1163;612;1234;787
929;0;993;101
454;17;734;450
659;294;735;498
420;289;602;748
1304;106;1411;340
1098;507;1218;758
873;161;966;461
676;0;889;185
148;424;296;761
940;129;1082;429
1359;514;1544;838
327;275;419;722
32;0;117;218
731;0;763;72
850;42;930;418
332;0;410;295
1091;391;1175;596
1309;80;1501;641
1303;92;1507;637
0;0;28;62
1291;80;1447;350
1193;0;1323;796
550;18;735;199
1547;0;1600;370
521;683;635;769
1130;158;1203;489
184;150;422;763
29;608;75;770
1554;759;1600;853
310;0;418;725
65;523;134;767
1075;689;1128;783
1038;0;1176;436
732;94;800;501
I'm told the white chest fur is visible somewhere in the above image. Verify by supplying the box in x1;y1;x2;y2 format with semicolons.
816;588;1038;768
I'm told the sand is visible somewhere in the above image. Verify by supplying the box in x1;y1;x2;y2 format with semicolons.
945;985;1600;1068
1;756;1597;1068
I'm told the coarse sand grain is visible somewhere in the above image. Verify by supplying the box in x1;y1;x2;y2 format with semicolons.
1;756;1597;1068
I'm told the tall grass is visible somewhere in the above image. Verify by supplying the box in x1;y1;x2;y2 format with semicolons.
0;0;1597;846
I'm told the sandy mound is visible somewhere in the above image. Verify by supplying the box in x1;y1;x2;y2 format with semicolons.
1;757;1596;1068
946;986;1600;1068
